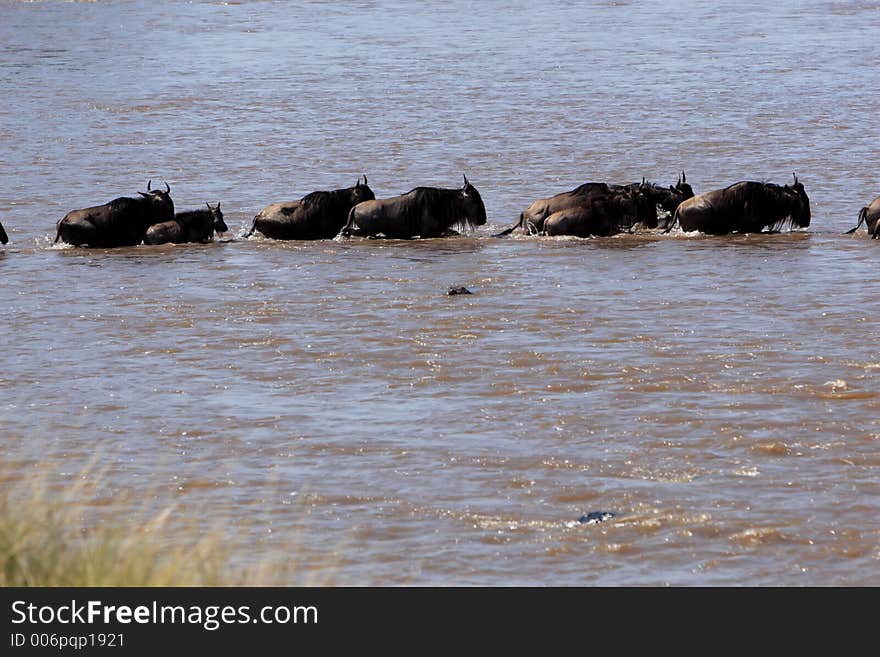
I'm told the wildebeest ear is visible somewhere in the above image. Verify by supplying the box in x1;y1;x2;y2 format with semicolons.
138;192;151;198
206;202;212;210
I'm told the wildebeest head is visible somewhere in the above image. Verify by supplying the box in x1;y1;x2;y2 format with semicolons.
206;202;228;235
458;174;487;227
664;171;695;215
138;180;175;222
625;179;659;227
351;175;376;206
783;173;811;228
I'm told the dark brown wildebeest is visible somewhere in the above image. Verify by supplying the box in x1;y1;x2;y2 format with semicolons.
0;220;7;245
845;194;880;238
55;181;175;247
247;177;374;240
636;171;695;229
668;175;810;235
493;181;614;236
543;191;648;237
494;172;693;236
339;176;487;239
144;203;227;245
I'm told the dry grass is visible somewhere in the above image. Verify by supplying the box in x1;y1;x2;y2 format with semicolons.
0;475;282;587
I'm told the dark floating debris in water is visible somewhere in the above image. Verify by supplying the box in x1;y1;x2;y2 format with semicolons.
447;286;472;295
577;511;616;525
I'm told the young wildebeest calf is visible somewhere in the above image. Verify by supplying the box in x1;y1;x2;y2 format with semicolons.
144;203;227;245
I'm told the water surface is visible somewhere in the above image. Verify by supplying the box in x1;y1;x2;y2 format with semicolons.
2;0;879;585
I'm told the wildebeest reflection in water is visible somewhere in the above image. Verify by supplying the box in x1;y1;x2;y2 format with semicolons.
339;175;487;239
55;181;175;247
668;174;810;235
846;194;880;238
144;202;227;245
248;177;374;240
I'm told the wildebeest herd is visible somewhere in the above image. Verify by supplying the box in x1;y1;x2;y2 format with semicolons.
0;172;877;248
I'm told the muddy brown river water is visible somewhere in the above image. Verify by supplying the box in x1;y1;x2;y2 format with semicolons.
1;0;879;585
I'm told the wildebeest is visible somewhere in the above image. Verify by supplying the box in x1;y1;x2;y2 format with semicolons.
846;194;880;238
144;203;227;245
637;172;695;229
668;174;810;235
55;181;175;247
542;193;648;237
0;220;7;245
339;175;487;239
247;177;375;240
493;181;615;236
494;172;693;236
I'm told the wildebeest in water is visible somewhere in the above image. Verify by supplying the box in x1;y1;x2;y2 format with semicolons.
637;171;695;229
0;220;7;245
668;174;810;235
144;202;227;245
543;192;648;237
340;175;487;239
55;181;175;247
493;181;615;236
247;177;375;240
494;172;693;236
845;194;880;238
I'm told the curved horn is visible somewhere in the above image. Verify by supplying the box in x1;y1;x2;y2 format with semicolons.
681;170;686;184
462;174;469;187
164;181;171;194
206;202;212;210
363;174;367;186
792;172;798;186
147;179;152;191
